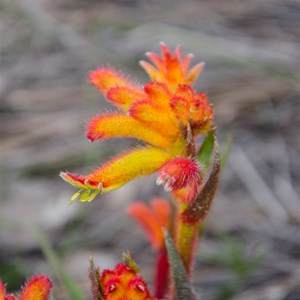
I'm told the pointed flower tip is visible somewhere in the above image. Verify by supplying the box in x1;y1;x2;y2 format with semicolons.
141;43;203;89
61;147;173;204
122;251;140;274
89;252;103;300
106;85;145;111
60;172;102;203
60;171;101;189
157;157;201;192
88;67;135;95
87;135;95;142
160;42;170;52
19;275;52;300
138;60;146;66
188;62;205;79
60;171;84;187
89;67;145;111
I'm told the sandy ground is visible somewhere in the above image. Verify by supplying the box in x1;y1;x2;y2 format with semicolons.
1;0;299;299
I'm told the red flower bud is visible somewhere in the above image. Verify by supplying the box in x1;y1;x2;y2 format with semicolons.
157;157;200;192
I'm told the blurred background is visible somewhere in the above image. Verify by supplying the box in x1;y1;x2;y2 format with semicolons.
0;0;299;299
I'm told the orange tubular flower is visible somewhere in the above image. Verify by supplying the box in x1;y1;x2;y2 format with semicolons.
60;43;214;202
128;198;170;250
0;275;52;300
128;198;171;298
19;275;52;300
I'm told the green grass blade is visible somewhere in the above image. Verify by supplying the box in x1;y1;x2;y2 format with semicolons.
164;230;195;300
220;134;232;176
29;224;85;300
197;131;214;176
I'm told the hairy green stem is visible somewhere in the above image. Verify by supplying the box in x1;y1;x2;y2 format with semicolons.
175;205;199;273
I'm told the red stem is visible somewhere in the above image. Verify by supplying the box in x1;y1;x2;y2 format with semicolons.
154;248;169;299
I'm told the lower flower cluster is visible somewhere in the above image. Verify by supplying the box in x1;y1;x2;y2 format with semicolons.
101;263;154;300
0;275;52;300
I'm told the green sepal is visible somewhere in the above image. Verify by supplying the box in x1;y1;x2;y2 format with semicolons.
220;134;232;176
183;135;221;224
70;190;81;202
164;230;195;300
87;189;100;202
89;252;104;300
80;190;90;201
122;251;140;274
69;188;100;204
197;131;215;176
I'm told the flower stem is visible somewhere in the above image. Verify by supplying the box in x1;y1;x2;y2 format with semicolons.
175;204;199;273
154;248;169;298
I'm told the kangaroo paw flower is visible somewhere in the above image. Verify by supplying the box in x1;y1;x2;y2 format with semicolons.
86;113;174;149
61;147;174;202
61;43;215;203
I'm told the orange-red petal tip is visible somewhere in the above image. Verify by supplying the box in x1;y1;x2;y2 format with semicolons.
19;275;52;300
88;67;129;94
128;198;170;250
60;172;102;202
141;43;204;90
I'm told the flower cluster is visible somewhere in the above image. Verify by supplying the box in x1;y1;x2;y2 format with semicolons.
89;254;155;300
60;43;214;202
2;43;219;300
